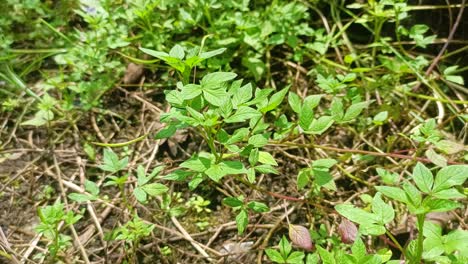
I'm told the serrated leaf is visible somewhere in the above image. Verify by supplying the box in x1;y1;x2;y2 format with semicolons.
261;87;289;113
232;83;253;108
68;193;95;203
84;180;99;196
288;92;302;113
335;204;379;226
225;106;262;123
433;165;468;192
432;188;465;199
266;249;284;263
201;72;237;88
307;116;334;135
247;201;269;212
289;224;313;250
375;186;408;204
342;101;371;122
372;193;395;224
203;88;228;106
248;134;268;147
133;187;147;203
236;209;248;235
169;44;185;59
200;48;226;59
258;151;278;166
139;47;168;60
297;170;310;190
180;156;211;172
223;197;243;208
412;162;434;193
425;148;447;167
141;183;168;196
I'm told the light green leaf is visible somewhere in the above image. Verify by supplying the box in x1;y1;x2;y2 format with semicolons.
141;183;168;196
200;48;226;59
342;101;371;122
335;204;379;226
288;92;302;114
84;180;99;196
169;44;185;59
248;134;268;147
372;193;395;224
232;83;253;107
412;162;434;193
432;188;465;199
433;165;468;192
258;151;278;166
375;186;408;204
261;87;289;113
133;187;147;203
236;209;248;235
139;47;168;60
225;106;262;123
307;116;334;135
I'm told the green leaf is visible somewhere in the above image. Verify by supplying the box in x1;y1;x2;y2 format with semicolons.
180;156;211;172
236;209;248;235
342;101;371;122
279;235;292;257
314;169;336;191
201;72;237;88
68;193;95;202
352;238;366;260
423;198;460;212
297;170;310;190
133;187;147;203
266;249;285;263
203;88;228;106
226;127;249;144
432;188;465;199
425;148;447;167
335;204;379;226
84;180;99;196
376;168;399;185
232;83;253;108
261;87;289;113
181;84;202;100
254;164;279;174
98;149;128;173
258;151;278;166
200;48;226;59
247;201;269;212
288;92;302;114
139;47;168;60
375;186;408;204
432;165;468;192
412;162;434;193
403;182;422;208
307;116;334;135
248;134;268;148
287;251;305;263
312;159;337;169
316;245;336;264
223;197;243;208
372;193;395;224
169;44;185;59
163;169;192;181
141;183;168;196
225;106;262;123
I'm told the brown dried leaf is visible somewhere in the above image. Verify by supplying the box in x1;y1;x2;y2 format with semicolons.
338;218;358;244
288;224;313;250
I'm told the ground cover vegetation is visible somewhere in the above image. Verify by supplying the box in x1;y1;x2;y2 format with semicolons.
0;0;467;263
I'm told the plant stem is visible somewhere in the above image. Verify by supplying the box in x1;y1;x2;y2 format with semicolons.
415;214;425;263
386;230;406;257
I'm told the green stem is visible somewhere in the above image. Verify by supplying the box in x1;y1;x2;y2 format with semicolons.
415;214;425;263
386;230;406;257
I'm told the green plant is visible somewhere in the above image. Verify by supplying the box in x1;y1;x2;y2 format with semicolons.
35;202;82;260
113;215;155;262
223;195;270;235
336;163;468;263
266;236;306;264
133;165;168;203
